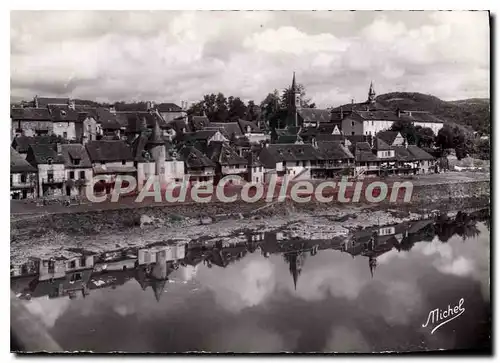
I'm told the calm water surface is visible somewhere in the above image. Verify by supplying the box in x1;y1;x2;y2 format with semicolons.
11;210;491;353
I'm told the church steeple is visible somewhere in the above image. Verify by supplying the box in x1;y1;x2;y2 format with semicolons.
291;72;297;93
289;72;301;128
368;81;376;104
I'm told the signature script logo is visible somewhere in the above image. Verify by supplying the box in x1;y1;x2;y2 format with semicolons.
422;298;465;334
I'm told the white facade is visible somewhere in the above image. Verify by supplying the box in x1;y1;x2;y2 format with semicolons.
283;160;312;180
248;165;264;184
10;172;37;199
38;163;65;197
363;120;393;136
53;121;77;140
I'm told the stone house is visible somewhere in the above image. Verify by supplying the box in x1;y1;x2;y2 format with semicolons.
11;108;52;139
156;102;186;123
60;144;93;196
25;144;66;197
178;145;216;184
131;121;184;189
205;141;249;185
10;147;37;199
48;105;78;140
85;140;136;194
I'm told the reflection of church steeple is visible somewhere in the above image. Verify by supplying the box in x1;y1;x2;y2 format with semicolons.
284;252;305;290
152;279;166;302
369;256;377;278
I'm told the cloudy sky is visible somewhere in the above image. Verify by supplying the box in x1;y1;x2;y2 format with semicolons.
11;11;489;108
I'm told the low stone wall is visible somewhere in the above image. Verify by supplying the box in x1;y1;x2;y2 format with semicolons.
11;179;490;237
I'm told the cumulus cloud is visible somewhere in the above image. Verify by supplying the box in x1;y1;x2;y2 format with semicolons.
10;11;489;106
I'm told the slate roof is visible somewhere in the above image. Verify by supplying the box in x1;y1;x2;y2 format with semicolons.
116;111;167;131
10;148;37;173
183;130;219;142
392;146;413;162
297;109;331;123
48;105;79;122
168;119;192;134
60;144;92;168
93;165;137;174
190;116;210;131
85;140;134;162
35;97;69;107
407;145;435;160
373;137;392;151
178;146;216;168
206;122;243;138
376;131;400;146
315;134;344;142
277;134;303;144
11;108;51;121
237;119;261;134
316;141;354;160
259;144;324;168
157;103;183;112
27;144;65;165
354;142;379;162
205;141;248;166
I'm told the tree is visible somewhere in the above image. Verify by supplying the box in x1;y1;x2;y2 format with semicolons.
228;97;248;120
415;126;435;148
214;93;228;122
435;124;475;160
474;138;490;160
260;90;286;129
390;120;418;145
246;100;259;121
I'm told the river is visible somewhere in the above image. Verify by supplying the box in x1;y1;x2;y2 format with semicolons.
11;209;490;353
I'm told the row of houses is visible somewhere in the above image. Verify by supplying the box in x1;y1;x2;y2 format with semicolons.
10;120;436;200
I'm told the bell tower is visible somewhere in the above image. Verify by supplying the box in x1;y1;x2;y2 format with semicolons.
289;72;301;128
368;81;376;104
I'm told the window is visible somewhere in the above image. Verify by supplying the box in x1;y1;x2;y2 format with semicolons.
73;158;80;166
47;158;53;165
296;161;300;166
351;121;355;127
80;171;85;179
122;160;126;165
20;174;27;183
371;121;374;126
63;132;67;139
70;272;83;282
69;171;74;179
69;260;76;269
351;132;355;135
10;175;13;186
47;172;54;182
283;162;286;167
80;256;86;267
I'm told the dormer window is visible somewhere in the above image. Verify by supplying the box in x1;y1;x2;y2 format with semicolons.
73;158;80;166
61;110;67;116
47;157;53;165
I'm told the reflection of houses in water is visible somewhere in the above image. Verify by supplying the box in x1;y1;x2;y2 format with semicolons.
344;219;436;277
10;209;489;299
135;244;187;302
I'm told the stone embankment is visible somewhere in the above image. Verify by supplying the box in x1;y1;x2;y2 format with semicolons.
11;178;489;238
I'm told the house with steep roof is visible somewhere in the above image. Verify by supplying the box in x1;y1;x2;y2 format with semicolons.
376;130;405;146
85;140;136;194
178;145;216;184
237;119;269;144
60;144;93;196
48;105;78;140
131;122;184;188
259;143;324;181
25;144;66;197
11;108;52;139
311;140;355;178
205;141;249;184
246;152;264;184
156;102;186;123
76;111;98;143
10;147;37;199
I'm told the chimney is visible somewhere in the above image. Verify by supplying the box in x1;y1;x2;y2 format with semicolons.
340;106;344;120
351;99;354;105
397;108;402;118
34;95;39;108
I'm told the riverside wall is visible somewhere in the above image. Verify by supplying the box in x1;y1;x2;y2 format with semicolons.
11;179;490;237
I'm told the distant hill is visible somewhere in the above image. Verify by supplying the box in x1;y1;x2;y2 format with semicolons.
375;92;490;134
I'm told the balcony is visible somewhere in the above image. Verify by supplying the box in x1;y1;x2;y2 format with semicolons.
42;177;66;185
11;180;36;189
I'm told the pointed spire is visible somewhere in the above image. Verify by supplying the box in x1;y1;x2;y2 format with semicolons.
152;279;166;302
291;71;297;93
368;81;376;103
369;256;377;278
